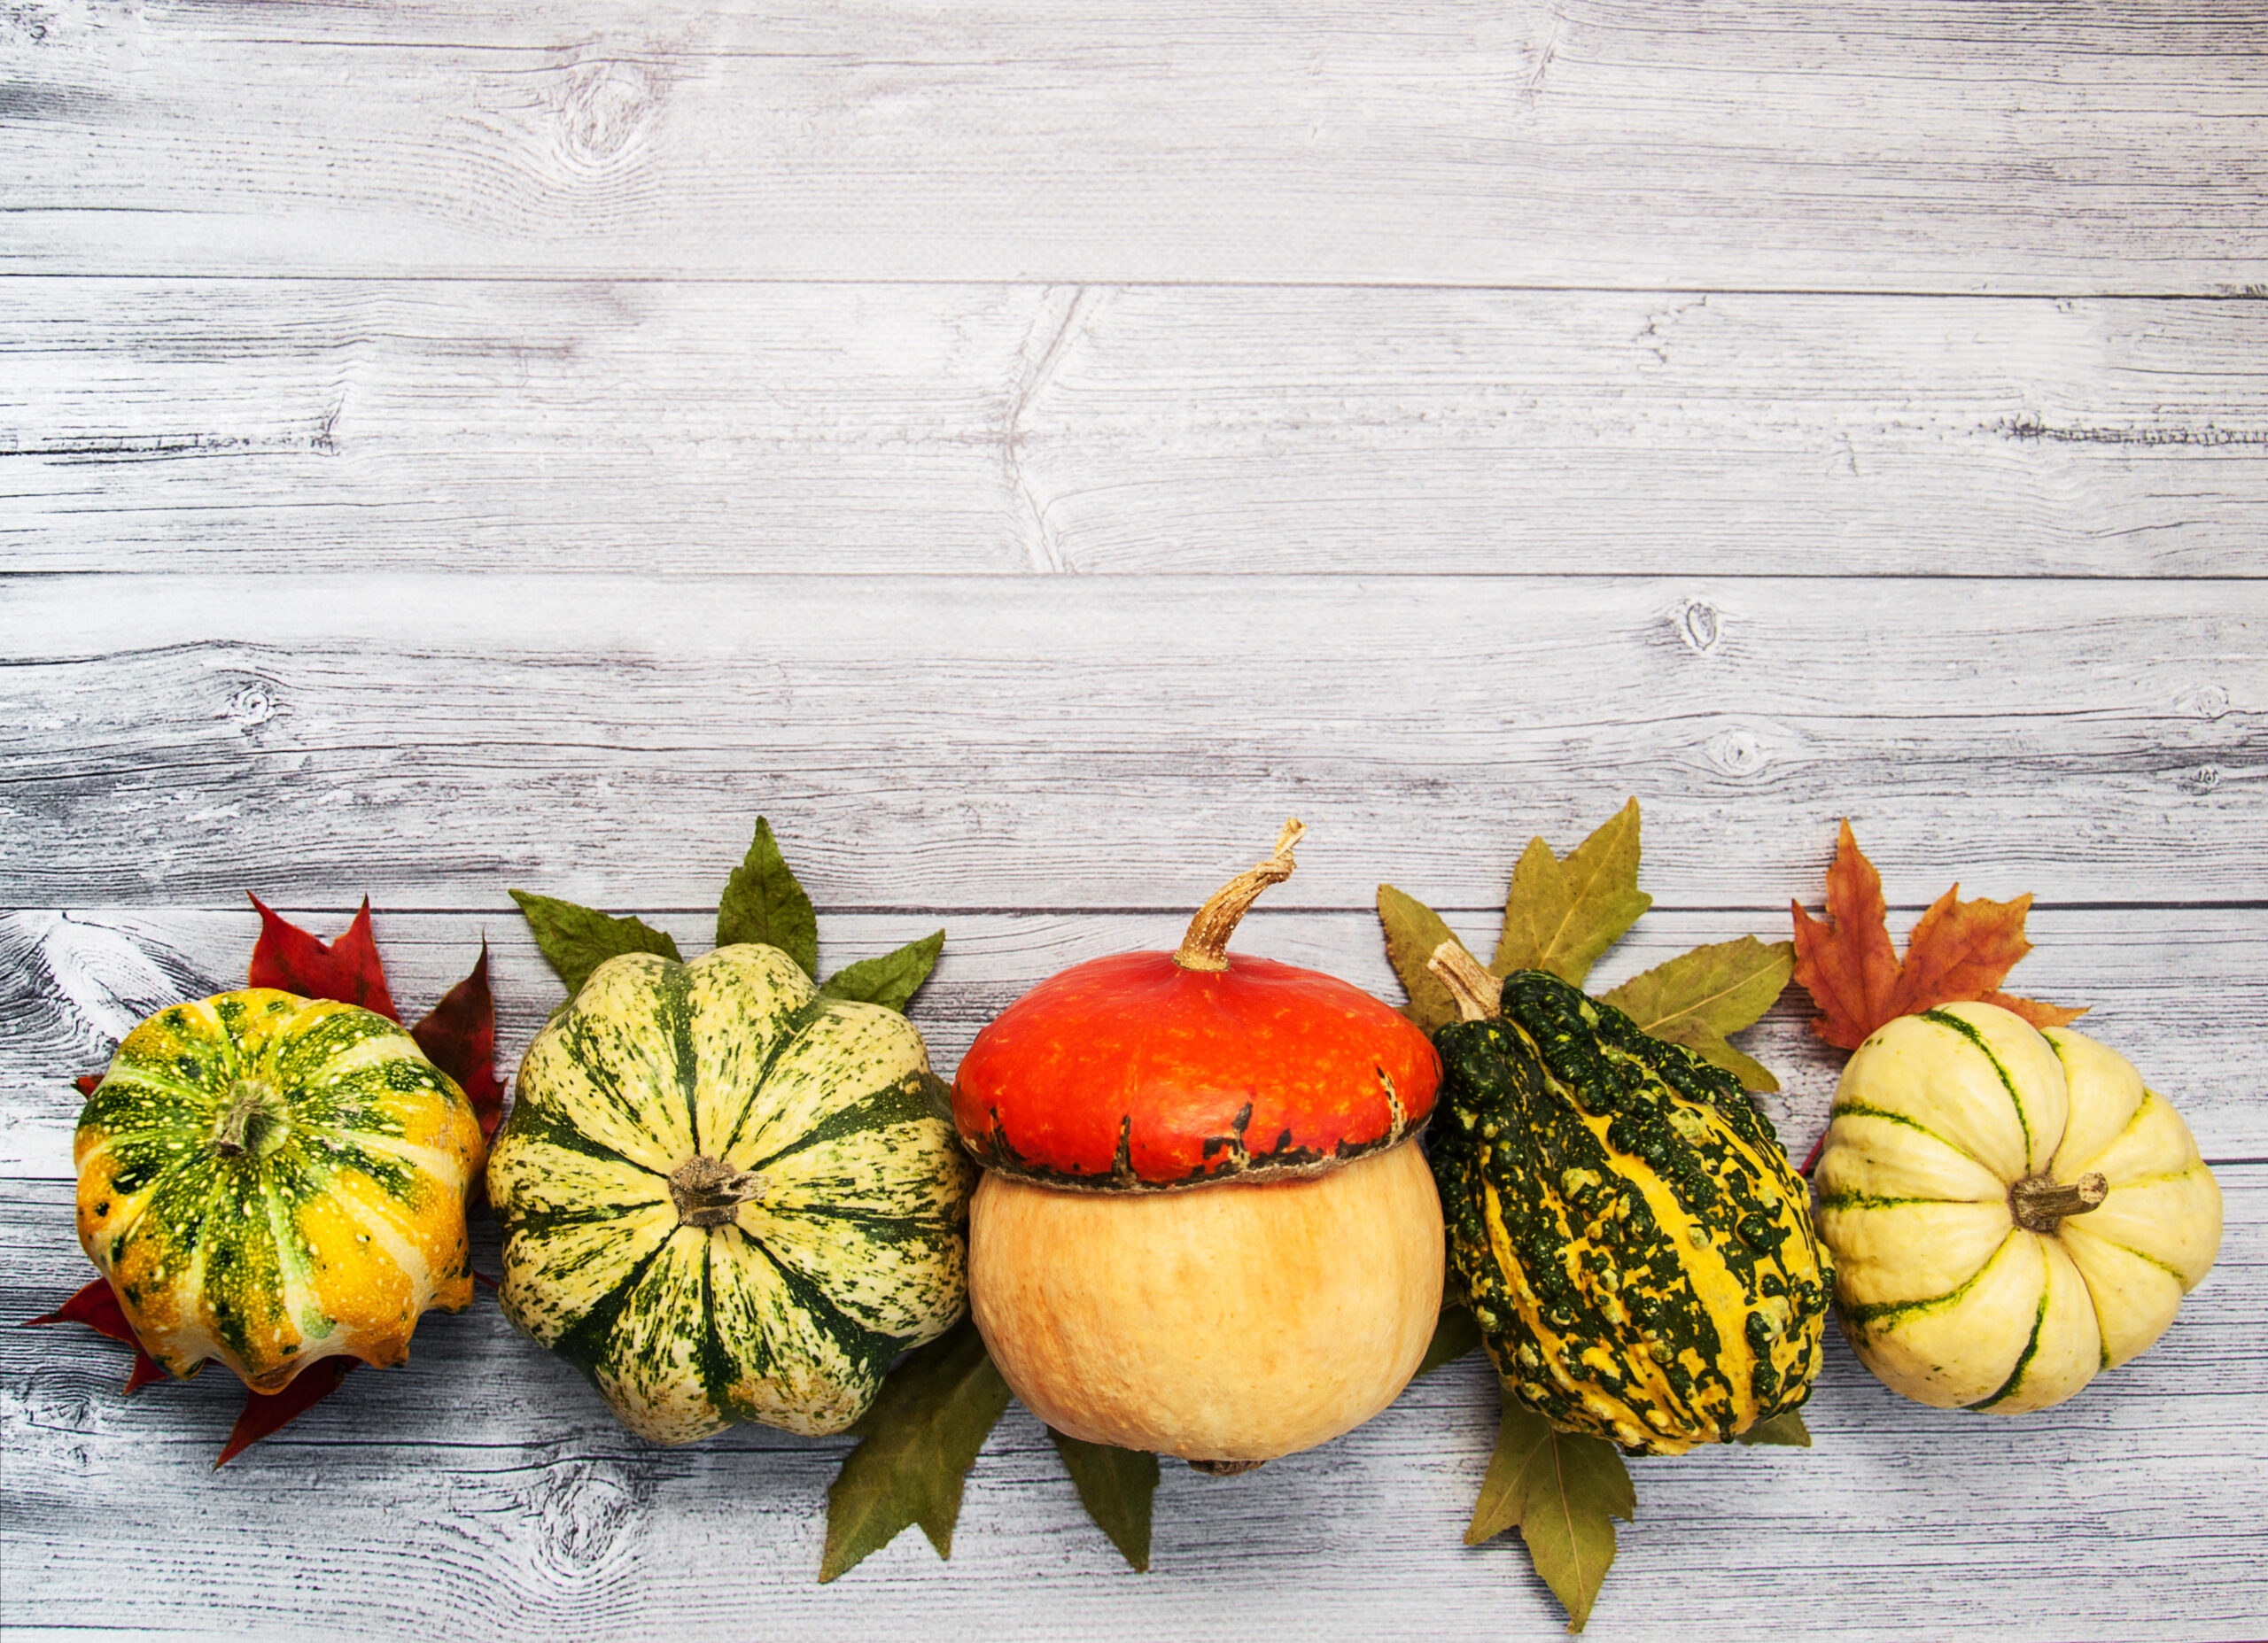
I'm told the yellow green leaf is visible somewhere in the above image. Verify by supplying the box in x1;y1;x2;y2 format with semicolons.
1599;935;1794;1093
1494;801;1651;988
1653;1024;1781;1094
1467;1399;1634;1633
1735;1409;1813;1447
1378;883;1467;1033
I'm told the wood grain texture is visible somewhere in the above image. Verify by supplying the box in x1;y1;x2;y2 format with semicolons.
4;905;2262;1178
5;1168;2262;1640
5;1;2266;291
9;281;2267;576
2;574;2260;909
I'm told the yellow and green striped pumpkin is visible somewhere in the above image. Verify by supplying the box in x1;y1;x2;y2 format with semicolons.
74;989;484;1391
1430;970;1830;1455
486;943;975;1445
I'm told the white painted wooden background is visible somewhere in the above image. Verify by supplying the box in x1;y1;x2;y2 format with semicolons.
4;4;2264;1639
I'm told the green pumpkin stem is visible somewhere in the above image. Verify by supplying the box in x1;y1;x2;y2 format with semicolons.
2008;1171;2109;1233
211;1078;282;1158
1172;819;1306;973
1428;942;1503;1021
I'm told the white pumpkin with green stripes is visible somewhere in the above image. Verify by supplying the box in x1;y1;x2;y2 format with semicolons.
1815;1001;2221;1414
486;944;975;1444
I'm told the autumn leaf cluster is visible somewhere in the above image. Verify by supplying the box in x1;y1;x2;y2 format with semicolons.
1376;801;1804;1633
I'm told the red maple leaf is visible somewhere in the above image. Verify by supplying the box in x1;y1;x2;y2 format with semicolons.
410;940;505;1141
248;893;400;1020
1791;821;2086;1052
23;1278;167;1395
214;1357;357;1469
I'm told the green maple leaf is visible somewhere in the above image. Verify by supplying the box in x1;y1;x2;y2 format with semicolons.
819;1320;1013;1582
1597;934;1796;1093
1376;802;1789;1089
1467;1399;1635;1634
1492;799;1651;987
1378;883;1467;1034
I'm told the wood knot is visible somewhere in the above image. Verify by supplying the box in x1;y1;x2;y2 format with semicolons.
552;58;660;169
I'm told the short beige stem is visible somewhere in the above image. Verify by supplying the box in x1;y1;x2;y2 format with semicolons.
1427;941;1503;1022
671;1155;768;1228
2008;1171;2109;1234
1172;819;1306;973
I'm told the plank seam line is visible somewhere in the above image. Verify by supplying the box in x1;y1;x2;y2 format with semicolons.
12;572;2268;588
0;272;2263;299
12;901;2264;918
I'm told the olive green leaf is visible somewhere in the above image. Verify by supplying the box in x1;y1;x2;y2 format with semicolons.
1416;1303;1483;1378
1735;1410;1813;1448
1046;1429;1159;1572
1599;935;1795;1094
718;816;820;978
819;1319;1014;1583
819;930;946;1015
1379;883;1467;1034
1494;800;1651;988
1467;1399;1635;1634
508;889;682;998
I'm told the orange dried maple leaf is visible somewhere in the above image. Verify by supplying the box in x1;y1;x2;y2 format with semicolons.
1790;820;2086;1051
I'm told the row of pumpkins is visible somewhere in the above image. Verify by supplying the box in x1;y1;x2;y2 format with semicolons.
73;826;2222;1466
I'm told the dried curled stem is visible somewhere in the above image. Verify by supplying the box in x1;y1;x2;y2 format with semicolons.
1173;819;1306;973
2009;1171;2109;1234
670;1155;769;1228
1427;941;1503;1022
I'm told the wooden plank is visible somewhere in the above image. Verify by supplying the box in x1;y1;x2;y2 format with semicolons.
9;282;2268;577
5;904;2262;1175
6;2;2265;291
2;574;2261;910
4;1166;2261;1639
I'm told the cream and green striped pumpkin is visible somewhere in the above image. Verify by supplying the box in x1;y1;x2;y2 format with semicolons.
486;943;975;1445
1816;1002;2222;1414
74;989;483;1391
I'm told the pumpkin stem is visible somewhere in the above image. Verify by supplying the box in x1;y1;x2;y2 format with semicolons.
1172;819;1306;973
1427;942;1503;1021
1189;1458;1266;1476
211;1077;283;1159
2008;1171;2109;1233
670;1155;768;1228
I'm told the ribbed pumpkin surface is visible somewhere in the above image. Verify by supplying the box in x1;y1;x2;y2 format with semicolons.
74;988;483;1391
487;944;975;1445
1430;971;1829;1455
1816;1004;2221;1414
